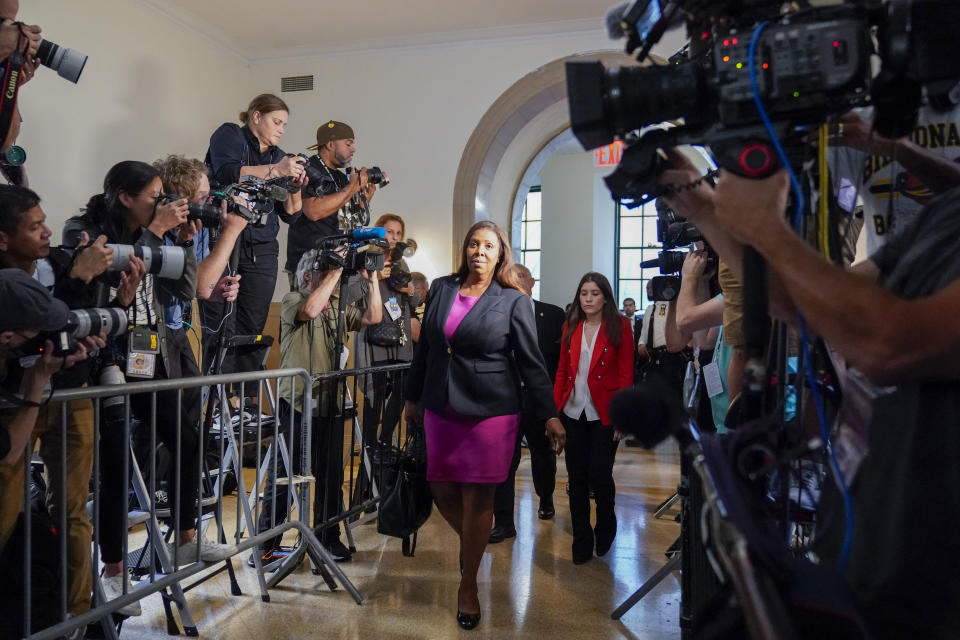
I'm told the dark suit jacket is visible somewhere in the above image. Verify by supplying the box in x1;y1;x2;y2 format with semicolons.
405;275;557;421
534;299;565;382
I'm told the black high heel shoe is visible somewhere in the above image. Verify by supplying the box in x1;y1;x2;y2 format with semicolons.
456;587;481;630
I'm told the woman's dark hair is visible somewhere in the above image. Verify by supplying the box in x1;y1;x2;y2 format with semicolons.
562;272;623;348
455;221;520;291
83;161;159;242
239;94;289;125
0;184;40;236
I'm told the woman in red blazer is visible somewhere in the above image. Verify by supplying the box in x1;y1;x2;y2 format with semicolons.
554;272;634;564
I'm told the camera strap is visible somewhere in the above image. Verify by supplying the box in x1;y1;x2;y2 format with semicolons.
0;23;27;148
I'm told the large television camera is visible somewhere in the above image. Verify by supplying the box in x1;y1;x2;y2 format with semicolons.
567;0;960;205
314;226;387;274
644;199;718;300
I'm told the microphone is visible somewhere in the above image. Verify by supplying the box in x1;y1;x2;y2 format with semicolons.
609;378;692;450
639;256;661;269
350;226;386;241
605;2;631;38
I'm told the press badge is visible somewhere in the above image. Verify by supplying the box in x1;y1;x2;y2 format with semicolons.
126;327;159;379
385;297;402;321
702;361;724;398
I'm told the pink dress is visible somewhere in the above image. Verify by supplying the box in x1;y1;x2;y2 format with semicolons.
423;292;520;483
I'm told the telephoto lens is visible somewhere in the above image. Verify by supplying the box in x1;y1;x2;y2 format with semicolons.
106;244;186;280
67;308;128;339
35;39;88;83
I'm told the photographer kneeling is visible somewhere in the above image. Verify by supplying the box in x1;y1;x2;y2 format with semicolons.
254;246;381;564
661;147;960;638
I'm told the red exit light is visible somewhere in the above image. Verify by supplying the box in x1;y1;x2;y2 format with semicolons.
593;140;624;167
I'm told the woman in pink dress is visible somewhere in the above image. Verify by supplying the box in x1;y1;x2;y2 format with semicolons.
405;221;566;630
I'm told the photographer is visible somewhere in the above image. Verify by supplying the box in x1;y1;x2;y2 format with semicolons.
0;184;119;619
668;249;728;432
203;94;306;378
284;120;378;288
355;213;418;450
65;161;234;579
661;147;960;638
253;247;381;564
0;0;42;154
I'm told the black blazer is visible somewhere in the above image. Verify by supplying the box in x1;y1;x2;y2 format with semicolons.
405;275;557;421
534;299;565;382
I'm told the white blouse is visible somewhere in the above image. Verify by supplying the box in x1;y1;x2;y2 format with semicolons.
563;322;600;422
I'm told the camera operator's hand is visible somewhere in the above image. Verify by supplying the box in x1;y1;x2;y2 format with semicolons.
0;21;41;60
273;154;305;180
829;111;894;155
404;400;424;426
359;267;378;283
712;169;791;247
346;166;362;195
148;197;188;237
69;232;113;283
214;274;241;302
358;168;376;200
659;148;717;226
19;54;40;85
681;249;708;280
115;256;146;308
636;342;650;364
177;219;201;246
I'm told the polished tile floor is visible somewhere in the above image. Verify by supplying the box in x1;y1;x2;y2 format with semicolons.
119;444;683;639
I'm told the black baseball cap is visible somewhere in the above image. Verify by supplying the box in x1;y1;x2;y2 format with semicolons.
0;268;70;332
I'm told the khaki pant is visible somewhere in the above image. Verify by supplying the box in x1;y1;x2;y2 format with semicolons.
0;398;94;615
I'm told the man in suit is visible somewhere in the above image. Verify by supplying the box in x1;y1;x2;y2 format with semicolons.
490;264;566;542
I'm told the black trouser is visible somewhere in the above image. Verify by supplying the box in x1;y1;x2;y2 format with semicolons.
493;412;557;529
561;412;618;556
361;368;405;448
198;240;277;381
99;328;202;563
257;398;344;549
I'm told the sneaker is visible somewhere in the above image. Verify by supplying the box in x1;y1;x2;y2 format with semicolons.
153;489;169;511
101;573;142;617
168;537;238;564
322;539;352;562
63;613;87;640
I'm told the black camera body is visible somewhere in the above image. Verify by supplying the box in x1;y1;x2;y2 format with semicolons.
164;192;268;229
567;0;960;205
315;235;386;274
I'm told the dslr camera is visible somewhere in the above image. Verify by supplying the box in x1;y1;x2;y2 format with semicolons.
645;200;717;301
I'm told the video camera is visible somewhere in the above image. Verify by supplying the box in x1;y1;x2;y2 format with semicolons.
314;227;387;274
643;199;718;300
567;0;960;205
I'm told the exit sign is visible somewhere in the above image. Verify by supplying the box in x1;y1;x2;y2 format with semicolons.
593;141;624;167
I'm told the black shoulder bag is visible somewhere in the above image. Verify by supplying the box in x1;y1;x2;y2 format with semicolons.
377;423;431;556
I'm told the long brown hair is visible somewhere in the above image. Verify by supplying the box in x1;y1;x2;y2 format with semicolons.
562;272;623;348
455;221;521;291
239;94;289;125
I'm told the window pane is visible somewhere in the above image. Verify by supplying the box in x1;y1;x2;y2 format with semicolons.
525;191;541;221
522;250;541;281
619;249;646;279
620;280;648;310
619;217;646;247
525;220;541;250
643;216;660;246
532;281;541;301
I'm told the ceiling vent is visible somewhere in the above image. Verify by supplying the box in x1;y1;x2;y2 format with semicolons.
281;75;314;92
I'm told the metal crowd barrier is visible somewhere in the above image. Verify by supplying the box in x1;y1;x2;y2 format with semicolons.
4;366;394;640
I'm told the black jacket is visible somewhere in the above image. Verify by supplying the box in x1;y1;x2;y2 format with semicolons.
405;275;557;421
533;299;565;383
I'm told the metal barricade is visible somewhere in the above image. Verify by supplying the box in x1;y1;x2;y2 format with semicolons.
4;367;362;640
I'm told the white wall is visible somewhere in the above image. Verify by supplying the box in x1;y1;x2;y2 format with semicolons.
17;0;250;236
539;151;615;308
249;32;613;300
